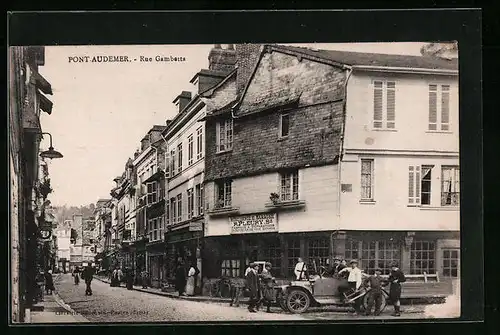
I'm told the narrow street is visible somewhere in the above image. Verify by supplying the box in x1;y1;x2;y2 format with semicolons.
54;274;428;322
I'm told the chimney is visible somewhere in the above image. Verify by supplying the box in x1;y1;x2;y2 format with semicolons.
190;69;227;95
140;134;151;151
173;91;192;113
208;44;236;73
235;44;263;94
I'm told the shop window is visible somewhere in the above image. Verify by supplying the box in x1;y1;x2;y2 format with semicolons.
287;238;301;277
377;241;400;275
442;248;459;278
280;170;299;201
345;238;360;262
361;241;377;274
410;241;436;274
308;238;329;269
221;259;240;277
262;239;282;276
346;239;400;275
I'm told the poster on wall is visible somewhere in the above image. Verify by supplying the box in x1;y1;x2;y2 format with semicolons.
229;213;278;234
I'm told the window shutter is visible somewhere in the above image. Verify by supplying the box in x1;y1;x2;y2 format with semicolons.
386;81;396;128
373;81;383;128
408;166;421;204
441;85;450;131
428;84;438;130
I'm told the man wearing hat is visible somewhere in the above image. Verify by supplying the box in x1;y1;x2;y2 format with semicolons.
245;262;260;313
364;268;386;316
258;262;276;313
338;259;364;314
331;256;347;276
388;261;406;316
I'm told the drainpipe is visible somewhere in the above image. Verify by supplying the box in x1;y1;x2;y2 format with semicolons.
337;66;353;219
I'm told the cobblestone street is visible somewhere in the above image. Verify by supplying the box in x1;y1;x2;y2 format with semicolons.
53;274;429;322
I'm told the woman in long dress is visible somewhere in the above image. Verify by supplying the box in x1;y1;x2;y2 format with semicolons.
185;262;197;296
259;262;276;313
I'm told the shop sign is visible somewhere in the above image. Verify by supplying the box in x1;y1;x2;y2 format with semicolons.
229;213;277;234
189;222;203;232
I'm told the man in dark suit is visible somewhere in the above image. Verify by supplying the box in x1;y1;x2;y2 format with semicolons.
246;263;260;313
332;256;347;276
81;265;95;296
388;261;406;316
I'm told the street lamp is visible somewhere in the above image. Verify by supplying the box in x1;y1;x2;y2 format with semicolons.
39;132;63;159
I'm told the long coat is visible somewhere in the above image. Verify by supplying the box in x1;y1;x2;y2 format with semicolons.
388;269;406;302
259;271;275;302
246;270;260;299
175;265;187;291
44;272;55;291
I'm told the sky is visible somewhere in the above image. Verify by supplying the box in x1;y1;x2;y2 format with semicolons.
38;42;427;207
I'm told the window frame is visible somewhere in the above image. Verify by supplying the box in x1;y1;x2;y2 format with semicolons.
442;248;460;278
441;165;460;207
187;134;194;166
187;188;194;219
146;181;158;205
169;149;176;177
420;165;434;206
216;118;234;153
215;180;232;208
279;170;300;202
279;113;290;138
428;83;451;132
372;79;397;130
196;126;203;160
410;240;436;275
176;193;183;222
170;197;177;224
195;184;204;216
408;165;421;205
360;159;375;202
177;143;183;174
345;239;401;275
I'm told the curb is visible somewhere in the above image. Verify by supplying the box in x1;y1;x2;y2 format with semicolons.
53;293;90;323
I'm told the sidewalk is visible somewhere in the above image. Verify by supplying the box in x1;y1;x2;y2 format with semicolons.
94;276;426;314
28;292;89;323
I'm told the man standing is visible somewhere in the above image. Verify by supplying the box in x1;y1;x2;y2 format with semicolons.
294;257;307;280
73;267;80;285
175;260;187;296
82;264;95;296
338;259;363;314
388;261;406;316
364;268;386;316
246;263;260;313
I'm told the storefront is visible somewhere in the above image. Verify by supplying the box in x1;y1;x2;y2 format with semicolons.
146;240;165;288
165;221;203;292
203;212;337;279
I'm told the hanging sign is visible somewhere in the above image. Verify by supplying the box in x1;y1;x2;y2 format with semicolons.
229;213;277;234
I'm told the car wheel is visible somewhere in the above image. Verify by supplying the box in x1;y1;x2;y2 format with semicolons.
286;289;311;314
362;290;388;313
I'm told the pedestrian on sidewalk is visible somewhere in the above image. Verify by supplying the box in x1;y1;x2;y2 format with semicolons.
126;268;134;290
175;260;187;296
364;268;386;316
246;263;260;313
82;264;95;296
185;261;199;296
388;262;406;317
140;269;149;289
73;267;80;285
44;269;55;295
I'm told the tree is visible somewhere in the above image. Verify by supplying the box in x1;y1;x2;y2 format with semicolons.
420;42;458;58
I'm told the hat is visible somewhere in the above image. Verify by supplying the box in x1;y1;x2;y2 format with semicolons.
390;261;399;268
265;262;272;267
333;255;343;261
350;259;359;264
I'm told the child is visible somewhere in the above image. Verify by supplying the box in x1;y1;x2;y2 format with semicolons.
364;268;386;316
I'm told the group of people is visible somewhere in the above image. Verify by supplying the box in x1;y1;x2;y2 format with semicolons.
175;259;200;296
72;264;95;296
241;262;276;313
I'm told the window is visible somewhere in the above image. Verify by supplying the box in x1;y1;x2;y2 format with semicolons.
429;84;450;131
308;238;329;269
280;170;299;202
280;113;290;137
442;248;459;278
216;119;233;152
221;259;241;277
373;80;396;129
165;154;170;178
170;149;176;177
170;197;177;224
421;165;433;205
262;238;282;276
408;166;421;205
196;126;203;160
146;182;158;205
360;159;374;201
188;134;194;166
410;241;436;275
195;184;204;216
441;166;460;206
187;188;194;219
287;238;301;277
176;194;183;222
177;143;183;174
165;203;169;227
216;180;232;208
346;239;400;275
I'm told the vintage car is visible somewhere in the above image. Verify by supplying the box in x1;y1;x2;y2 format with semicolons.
275;263;390;314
